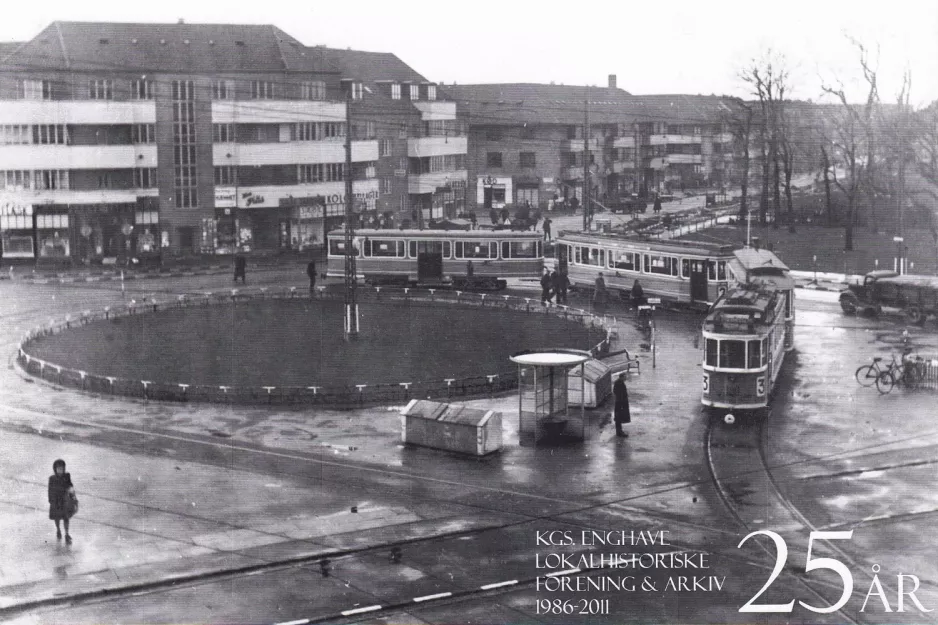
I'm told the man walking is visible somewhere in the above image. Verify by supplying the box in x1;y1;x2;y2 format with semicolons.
233;254;247;284
543;217;552;242
551;269;568;305
653;193;663;216
593;272;608;314
540;268;553;305
613;373;631;437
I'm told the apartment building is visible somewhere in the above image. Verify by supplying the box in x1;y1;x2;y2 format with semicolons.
451;80;735;212
0;21;466;264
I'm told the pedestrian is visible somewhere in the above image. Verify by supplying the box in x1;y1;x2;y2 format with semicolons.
612;373;631;437
593;272;608;314
490;208;498;225
49;459;77;543
233;254;247;284
631;279;645;308
543;217;552;242
570;196;580;213
540;268;553;304
466;259;474;278
653;194;662;215
306;259;317;293
551;269;568;305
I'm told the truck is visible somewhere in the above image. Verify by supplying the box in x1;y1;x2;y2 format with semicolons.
839;270;938;325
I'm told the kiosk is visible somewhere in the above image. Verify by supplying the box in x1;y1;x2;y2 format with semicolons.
510;349;590;445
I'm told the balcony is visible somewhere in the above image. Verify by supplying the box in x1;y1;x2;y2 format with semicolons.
211;100;346;124
407;169;467;194
612;136;636;149
214;179;379;210
213;140;378;167
647;134;701;146
666;154;703;164
1;187;158;205
0;145;157;170
412;101;457;121
406;136;467;157
0;100;156;125
561;166;584;180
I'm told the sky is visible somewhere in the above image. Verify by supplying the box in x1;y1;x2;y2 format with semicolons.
2;0;937;106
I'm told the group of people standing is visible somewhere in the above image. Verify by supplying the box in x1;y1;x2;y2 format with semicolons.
539;268;569;305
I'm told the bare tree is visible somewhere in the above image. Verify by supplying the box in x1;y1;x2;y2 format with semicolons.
819;143;835;226
742;57;775;226
722;97;754;223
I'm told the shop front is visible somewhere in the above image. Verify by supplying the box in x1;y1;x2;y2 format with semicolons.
0;198;36;262
70;203;136;265
478;175;511;211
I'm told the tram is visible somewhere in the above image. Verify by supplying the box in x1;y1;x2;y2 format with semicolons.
326;229;544;290
726;248;795;352
555;232;739;308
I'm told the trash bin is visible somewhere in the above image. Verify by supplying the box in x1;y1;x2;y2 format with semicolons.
400;399;503;456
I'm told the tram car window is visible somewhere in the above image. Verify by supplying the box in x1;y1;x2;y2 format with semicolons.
612;251;637;271
708;261;727;281
508;241;538;258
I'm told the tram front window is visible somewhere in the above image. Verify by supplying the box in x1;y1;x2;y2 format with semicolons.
719;340;746;369
706;339;719;367
747;340;761;369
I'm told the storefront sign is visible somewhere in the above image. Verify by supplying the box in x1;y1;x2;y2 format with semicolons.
0;200;33;217
215;189;237;208
229;188;379;209
394;169;407;178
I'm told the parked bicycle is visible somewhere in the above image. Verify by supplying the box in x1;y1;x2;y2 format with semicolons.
855;356;889;387
876;353;926;394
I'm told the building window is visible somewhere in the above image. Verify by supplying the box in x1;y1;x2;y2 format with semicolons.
379;139;392;157
409;84;419;101
298;164;322;184
251;81;276;99
132;124;155;144
22;80;52;100
486;152;503;168
351;82;364;100
399;157;408;171
172;80;198;209
322;122;345;140
391;83;401;100
212;80;234;100
0;170;32;189
520;152;536;168
134;168;157;188
427;85;437;101
97;173;111;189
32;125;69;145
567;125;580;140
214;166;237;186
131;79;152;100
381;177;392;194
326;163;344;181
485;128;502;141
212;123;234;143
34;170;69;190
0;125;31;145
300;81;326;101
398;123;408;139
291;122;318;141
88;79;113;100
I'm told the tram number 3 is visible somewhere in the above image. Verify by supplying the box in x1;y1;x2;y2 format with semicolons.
756;376;765;396
738;530;854;614
702;374;709;393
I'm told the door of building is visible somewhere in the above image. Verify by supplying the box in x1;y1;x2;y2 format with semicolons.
689;259;708;303
417;241;443;282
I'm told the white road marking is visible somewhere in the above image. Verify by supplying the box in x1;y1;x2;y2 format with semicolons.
545;568;580;577
275;619;311;625
413;592;452;602
340;605;382;616
480;580;518;590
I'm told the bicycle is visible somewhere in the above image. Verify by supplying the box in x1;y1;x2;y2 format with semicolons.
876;353;925;394
855;356;889;387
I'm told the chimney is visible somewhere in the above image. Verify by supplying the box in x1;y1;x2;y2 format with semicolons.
608;74;617;89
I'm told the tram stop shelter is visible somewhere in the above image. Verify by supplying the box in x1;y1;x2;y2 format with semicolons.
400;400;503;456
510;349;591;445
567;358;612;408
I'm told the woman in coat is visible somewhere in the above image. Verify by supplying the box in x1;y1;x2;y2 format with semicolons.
613;373;631;437
48;459;75;543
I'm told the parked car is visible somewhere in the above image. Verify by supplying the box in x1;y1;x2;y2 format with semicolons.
609;197;648;214
839;270;938;324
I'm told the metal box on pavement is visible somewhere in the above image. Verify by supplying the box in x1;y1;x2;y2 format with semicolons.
400;399;503;456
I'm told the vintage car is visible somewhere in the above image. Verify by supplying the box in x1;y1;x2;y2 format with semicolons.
839;270;938;324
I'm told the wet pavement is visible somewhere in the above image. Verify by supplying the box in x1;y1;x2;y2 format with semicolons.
0;270;936;623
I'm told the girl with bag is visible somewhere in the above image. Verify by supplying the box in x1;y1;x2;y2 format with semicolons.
48;459;77;544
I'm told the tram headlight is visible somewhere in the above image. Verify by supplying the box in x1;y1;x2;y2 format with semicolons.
724;413;736;425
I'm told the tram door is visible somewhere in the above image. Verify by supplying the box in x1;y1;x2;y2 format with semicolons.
417;241;444;282
689;259;708;303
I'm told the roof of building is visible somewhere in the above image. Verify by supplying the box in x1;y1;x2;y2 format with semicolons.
313;47;427;85
0;41;23;61
0;21;337;73
449;84;734;126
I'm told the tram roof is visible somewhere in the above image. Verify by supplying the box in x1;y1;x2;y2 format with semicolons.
706;286;779;317
327;228;541;239
557;231;738;255
732;248;789;272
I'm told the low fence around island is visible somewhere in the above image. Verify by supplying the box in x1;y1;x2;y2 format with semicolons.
16;284;617;408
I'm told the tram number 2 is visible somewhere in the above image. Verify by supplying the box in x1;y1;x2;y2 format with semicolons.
702;373;709;393
738;530;854;614
756;376;766;396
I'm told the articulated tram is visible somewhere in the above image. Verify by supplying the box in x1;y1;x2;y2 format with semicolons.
555;232;739;308
326;229;544;290
702;248;794;417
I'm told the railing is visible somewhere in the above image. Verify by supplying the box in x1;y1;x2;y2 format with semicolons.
17;285;616;408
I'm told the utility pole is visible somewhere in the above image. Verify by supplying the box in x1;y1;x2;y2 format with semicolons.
583;85;591;232
343;89;359;338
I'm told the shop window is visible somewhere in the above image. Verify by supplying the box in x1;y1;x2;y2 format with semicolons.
36;214;69;258
719;340;746;369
